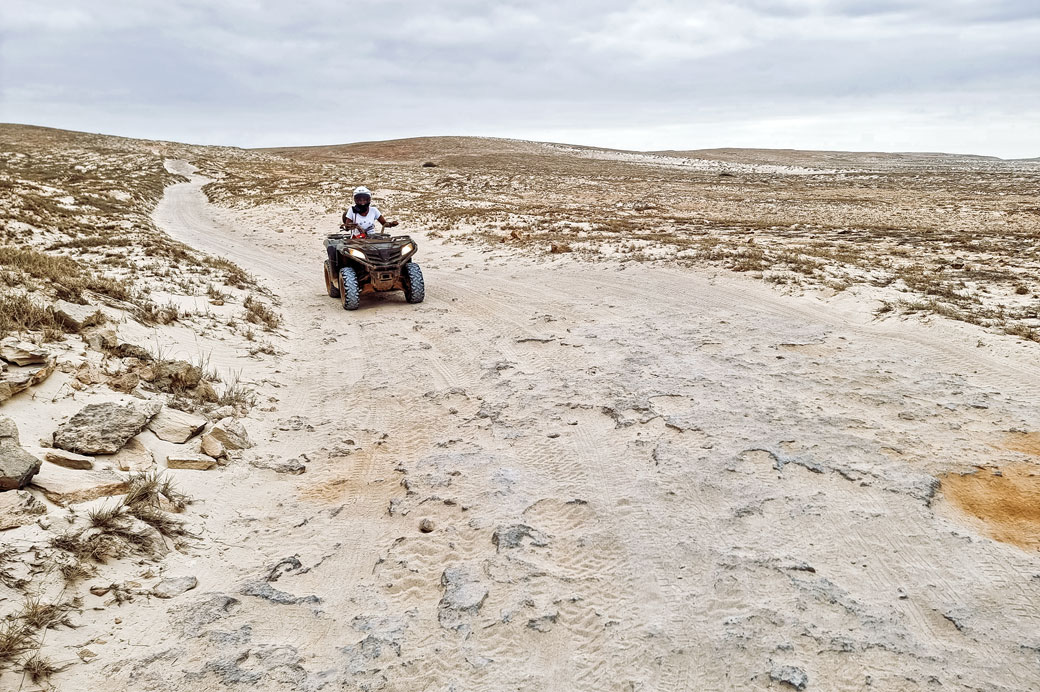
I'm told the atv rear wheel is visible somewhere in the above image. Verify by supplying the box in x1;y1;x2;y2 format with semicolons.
404;263;425;304
339;267;360;311
324;261;340;298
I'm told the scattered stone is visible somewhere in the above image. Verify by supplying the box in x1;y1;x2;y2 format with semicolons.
0;416;42;490
201;433;225;459
209;417;252;450
208;405;236;420
109;437;155;472
240;581;320;606
114;343;152;361
549;242;572;254
53;299;105;330
419;518;435;533
30;466;130;506
0;360;56;402
89;585;111;597
148;360;203;391
492;524;549;551
438;566;488;631
195;379;219;403
78;649;97;662
0;489;47;530
44;448;95;470
247;454;305;475
167;452;218;471
149;407;207;444
82;327;118;351
108;372;141;393
265;556;304;583
770;664;809;690
152;575;199;598
53;401;161;454
527;612;558;632
0;337;50;366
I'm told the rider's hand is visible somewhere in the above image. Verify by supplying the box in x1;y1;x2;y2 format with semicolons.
388;220;399;227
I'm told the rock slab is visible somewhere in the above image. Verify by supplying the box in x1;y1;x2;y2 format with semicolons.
109;437;155;472
148;407;207;444
166;452;217;471
44;448;95;470
208;417;252;450
0;338;51;366
53;401;161;454
0;360;56;403
0;489;47;530
30;466;130;506
0;416;42;490
153;576;199;598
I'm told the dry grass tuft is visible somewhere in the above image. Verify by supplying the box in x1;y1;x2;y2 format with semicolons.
243;294;281;330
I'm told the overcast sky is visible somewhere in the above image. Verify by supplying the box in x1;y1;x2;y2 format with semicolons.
2;0;1038;157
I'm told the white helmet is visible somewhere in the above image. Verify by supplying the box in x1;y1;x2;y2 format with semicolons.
353;186;372;200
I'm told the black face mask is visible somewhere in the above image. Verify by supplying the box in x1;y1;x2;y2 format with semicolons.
353;203;370;215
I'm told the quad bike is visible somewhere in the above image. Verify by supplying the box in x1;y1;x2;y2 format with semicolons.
322;225;424;310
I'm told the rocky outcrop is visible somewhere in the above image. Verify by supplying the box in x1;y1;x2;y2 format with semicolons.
0;337;51;366
200;433;225;459
208;417;252;450
53;401;161;454
0;360;56;403
0;416;42;490
438;566;488;632
0;489;46;530
148;408;207;444
30;466;130;506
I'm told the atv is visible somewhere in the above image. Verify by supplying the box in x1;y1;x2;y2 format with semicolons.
323;228;425;310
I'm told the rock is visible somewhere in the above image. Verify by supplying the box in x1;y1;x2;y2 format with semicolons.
0;416;43;490
177;594;241;635
114;343;152;361
208;405;236;421
109;437;154;472
209;417;252;450
53;299;105;330
438;566;488;631
152;575;198;598
240;581;320;606
148;408;207;444
30;466;129;506
492;524;549;551
195;380;219;403
419;518;435;533
770;664;809;690
53;401;161;454
44;448;95;470
0;360;56;402
200;434;225;459
0;337;50;366
166;452;217;470
108;372;141;393
0;489;47;530
247;455;304;475
149;360;202;392
82;327;118;351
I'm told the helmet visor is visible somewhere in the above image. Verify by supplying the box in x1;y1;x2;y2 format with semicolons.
353;194;371;204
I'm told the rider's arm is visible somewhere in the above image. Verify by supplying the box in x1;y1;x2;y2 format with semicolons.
378;214;399;228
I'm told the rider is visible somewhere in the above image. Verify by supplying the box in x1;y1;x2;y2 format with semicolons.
327;186;399;271
341;186;397;237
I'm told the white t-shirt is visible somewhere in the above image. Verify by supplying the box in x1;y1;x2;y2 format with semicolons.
344;206;381;232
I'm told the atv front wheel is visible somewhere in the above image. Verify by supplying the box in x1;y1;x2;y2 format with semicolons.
404;263;425;304
339;267;360;310
324;261;340;298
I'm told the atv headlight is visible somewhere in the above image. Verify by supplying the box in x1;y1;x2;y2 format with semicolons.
400;243;414;256
348;248;366;260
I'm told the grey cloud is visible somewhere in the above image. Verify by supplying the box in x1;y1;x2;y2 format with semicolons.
1;0;1038;156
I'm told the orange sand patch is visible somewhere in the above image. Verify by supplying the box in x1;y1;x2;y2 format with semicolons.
940;463;1040;551
1002;432;1040;457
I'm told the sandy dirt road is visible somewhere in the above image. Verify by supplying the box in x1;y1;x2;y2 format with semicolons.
93;162;1040;691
